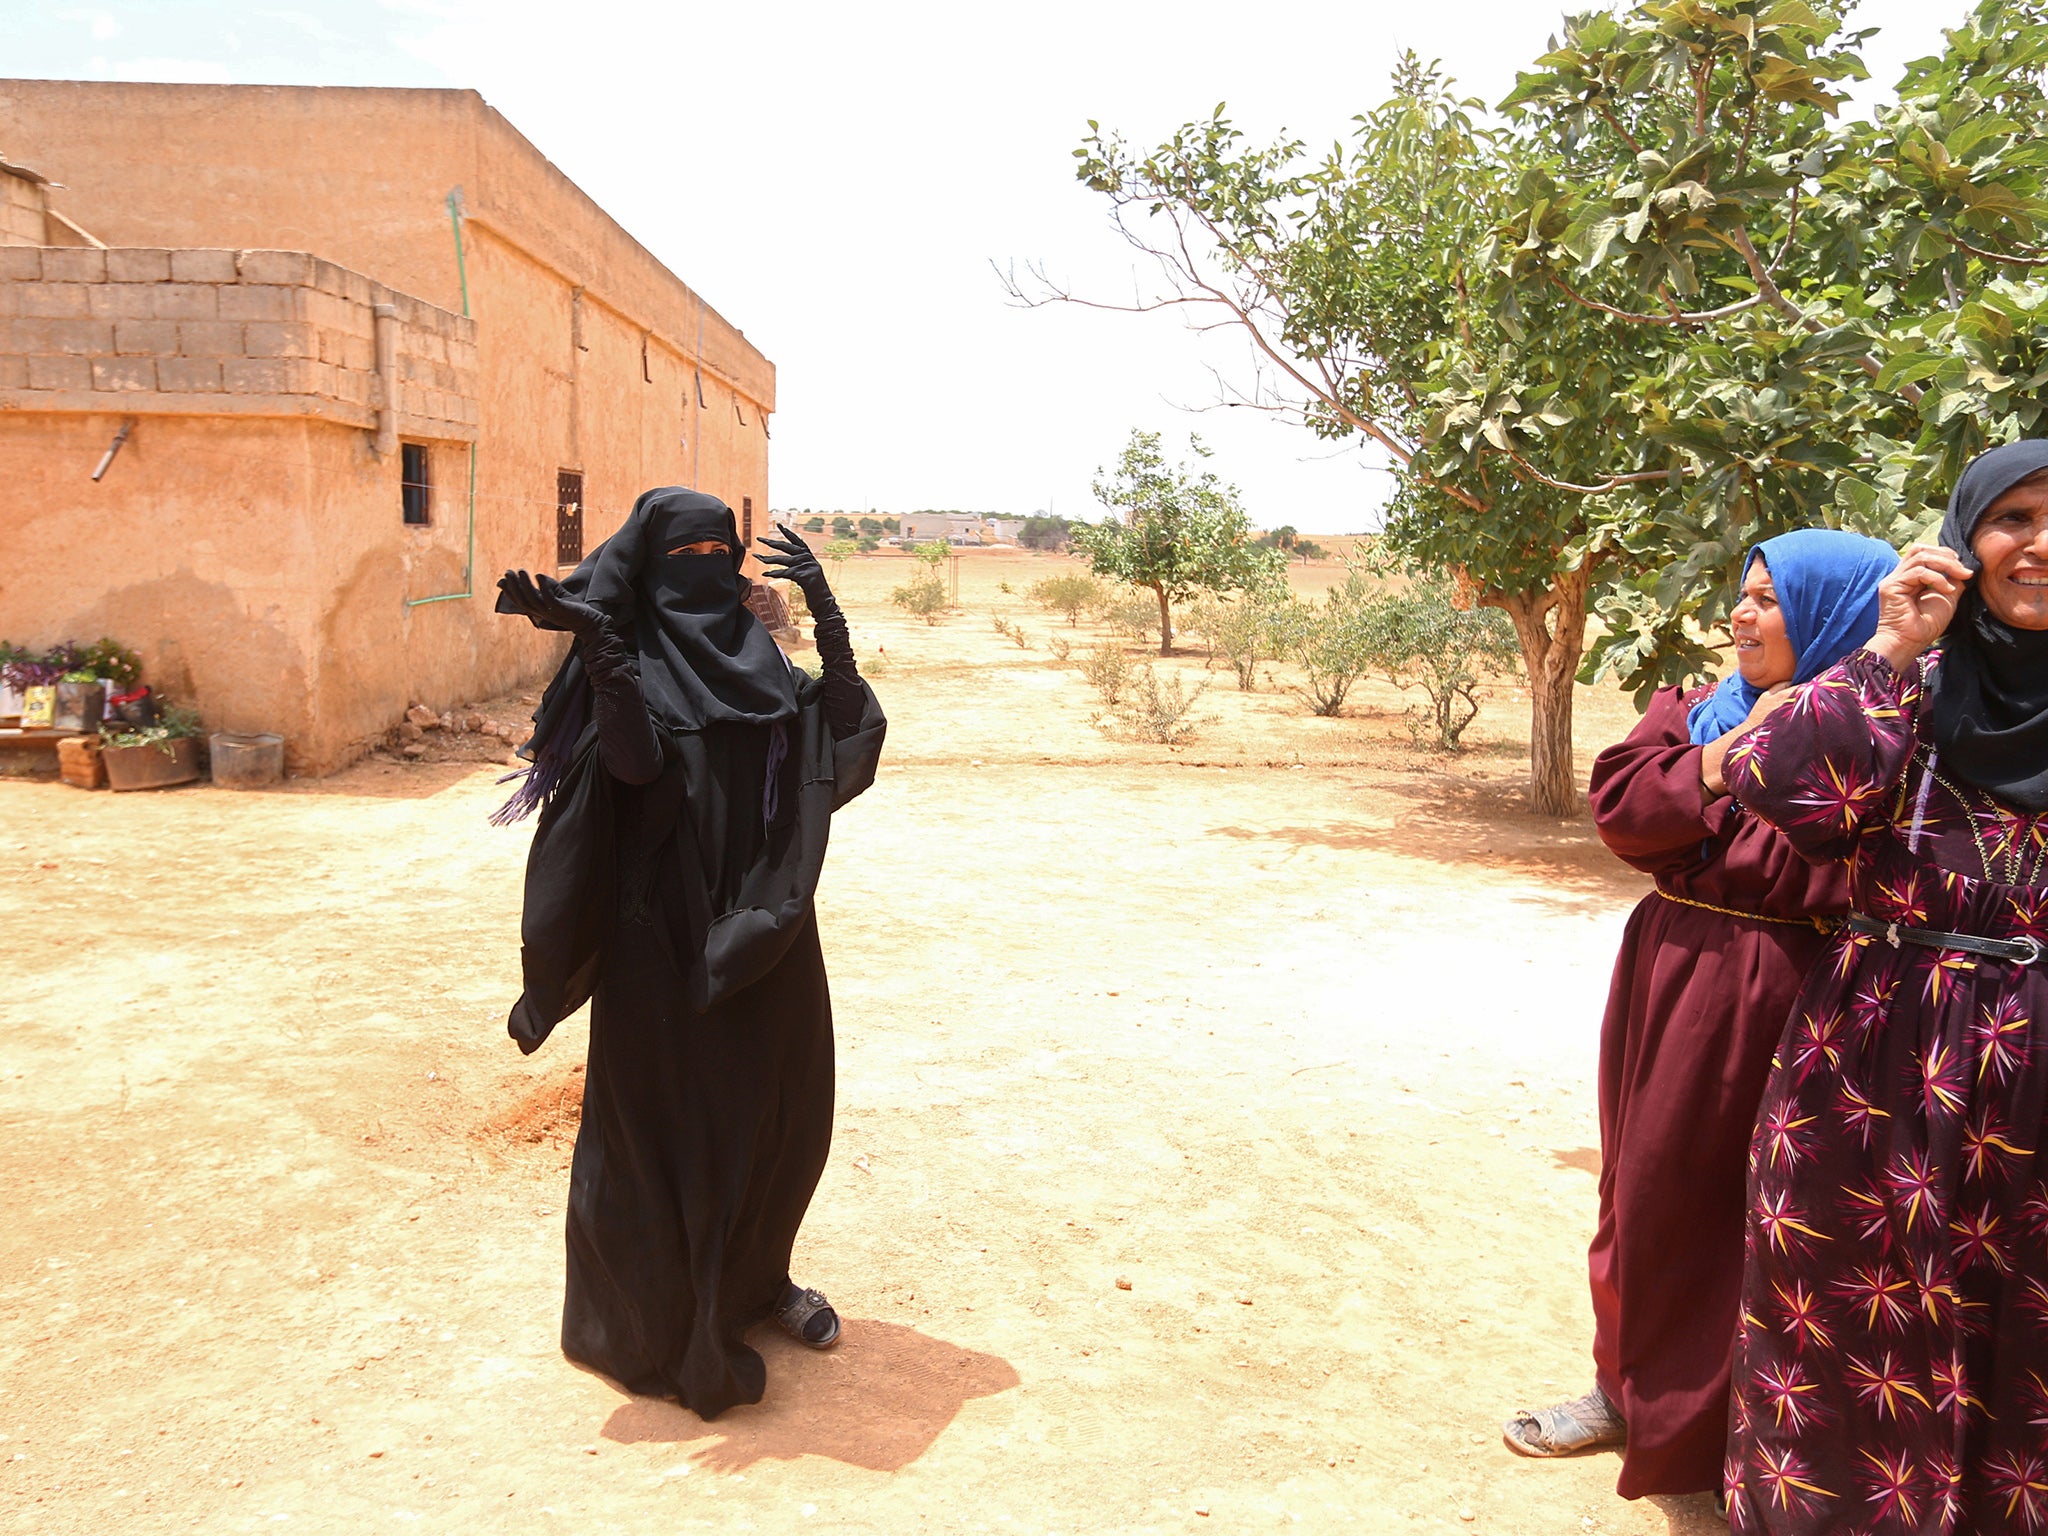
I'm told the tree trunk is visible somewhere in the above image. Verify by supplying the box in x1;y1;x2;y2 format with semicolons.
1489;567;1590;818
1154;584;1174;657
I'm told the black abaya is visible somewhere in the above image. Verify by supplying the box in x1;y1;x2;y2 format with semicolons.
495;488;884;1421
516;677;883;1420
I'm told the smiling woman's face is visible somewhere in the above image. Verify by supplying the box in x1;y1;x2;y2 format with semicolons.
1730;554;1796;688
1972;473;2048;632
667;538;731;558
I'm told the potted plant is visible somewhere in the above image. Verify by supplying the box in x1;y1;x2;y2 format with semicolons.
52;670;106;734
101;704;205;791
0;642;64;725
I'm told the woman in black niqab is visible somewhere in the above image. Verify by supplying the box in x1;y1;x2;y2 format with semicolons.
494;486;884;1420
1927;437;2048;811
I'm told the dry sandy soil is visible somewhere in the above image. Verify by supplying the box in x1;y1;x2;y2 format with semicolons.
2;552;1730;1534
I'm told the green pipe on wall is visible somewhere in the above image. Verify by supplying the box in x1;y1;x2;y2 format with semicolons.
408;188;477;609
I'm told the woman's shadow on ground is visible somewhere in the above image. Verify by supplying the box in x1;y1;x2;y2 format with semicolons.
599;1318;1019;1473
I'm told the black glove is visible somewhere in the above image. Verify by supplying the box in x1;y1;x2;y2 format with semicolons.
755;525;838;616
496;569;604;635
579;622;661;785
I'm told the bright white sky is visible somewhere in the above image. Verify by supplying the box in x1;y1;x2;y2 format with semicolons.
13;0;1954;531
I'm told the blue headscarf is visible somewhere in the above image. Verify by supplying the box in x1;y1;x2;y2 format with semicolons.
1685;528;1899;745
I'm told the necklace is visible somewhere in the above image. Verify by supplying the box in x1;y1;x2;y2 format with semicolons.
1923;753;2048;887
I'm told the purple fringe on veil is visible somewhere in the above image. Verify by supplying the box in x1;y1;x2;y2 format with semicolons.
762;720;789;828
490;677;591;826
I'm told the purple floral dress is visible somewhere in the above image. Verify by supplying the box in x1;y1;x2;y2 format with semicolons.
1724;648;2048;1534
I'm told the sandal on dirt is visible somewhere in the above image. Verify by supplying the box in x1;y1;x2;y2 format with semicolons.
1501;1388;1626;1457
774;1283;842;1349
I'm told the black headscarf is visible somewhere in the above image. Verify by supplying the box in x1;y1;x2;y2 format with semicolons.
566;487;795;730
1928;439;2048;813
494;489;797;822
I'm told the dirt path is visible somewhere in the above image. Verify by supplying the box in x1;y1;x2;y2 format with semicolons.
2;558;1724;1534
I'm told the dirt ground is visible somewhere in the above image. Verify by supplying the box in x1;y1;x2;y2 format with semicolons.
1;552;1729;1534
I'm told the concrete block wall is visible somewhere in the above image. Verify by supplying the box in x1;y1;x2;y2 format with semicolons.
0;246;477;438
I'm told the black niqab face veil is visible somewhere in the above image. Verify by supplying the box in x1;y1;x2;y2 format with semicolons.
494;489;797;824
1929;439;2048;814
578;488;798;731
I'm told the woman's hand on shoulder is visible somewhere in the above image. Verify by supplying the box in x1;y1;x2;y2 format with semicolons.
1701;683;1793;798
1740;681;1796;732
1866;544;1971;669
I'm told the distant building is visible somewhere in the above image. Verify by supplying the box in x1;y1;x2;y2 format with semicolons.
898;513;1017;546
0;81;776;773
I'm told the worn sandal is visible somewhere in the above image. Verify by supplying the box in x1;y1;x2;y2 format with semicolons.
1501;1387;1627;1457
774;1283;842;1349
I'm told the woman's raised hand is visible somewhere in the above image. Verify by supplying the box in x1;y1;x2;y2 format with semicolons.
756;524;835;607
497;569;605;636
1867;544;1971;668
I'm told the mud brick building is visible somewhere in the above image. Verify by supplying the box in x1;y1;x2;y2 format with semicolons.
0;81;776;773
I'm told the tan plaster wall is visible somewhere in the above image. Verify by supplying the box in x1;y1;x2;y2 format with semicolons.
1;169;46;245
0;411;571;774
0;82;778;772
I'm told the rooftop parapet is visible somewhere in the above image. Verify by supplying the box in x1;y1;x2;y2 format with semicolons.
0;247;477;442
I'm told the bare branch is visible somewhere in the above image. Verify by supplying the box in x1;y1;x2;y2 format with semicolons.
1944;231;2048;269
1594;101;1644;157
1767;191;1802;278
1550;272;1764;326
1724;225;1925;407
1502;448;1683;494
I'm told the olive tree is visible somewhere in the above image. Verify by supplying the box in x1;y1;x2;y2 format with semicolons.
1069;429;1286;656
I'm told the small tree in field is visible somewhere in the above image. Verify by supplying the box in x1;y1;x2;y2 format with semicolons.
1103;586;1163;646
1365;576;1522;749
1072;430;1284;656
1198;591;1306;691
915;540;951;568
891;569;948;625
1290;571;1380;717
823;538;859;569
1028;573;1105;626
1120;665;1209;745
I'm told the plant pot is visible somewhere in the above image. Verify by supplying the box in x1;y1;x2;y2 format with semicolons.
52;681;106;733
0;680;24;724
210;732;284;789
102;736;201;791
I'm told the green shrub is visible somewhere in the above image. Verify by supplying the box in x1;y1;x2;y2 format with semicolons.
1196;593;1306;691
891;569;948;625
1027;573;1105;626
1102;587;1161;644
1290;571;1380;717
1120;665;1208;745
1082;642;1132;706
1368;575;1522;750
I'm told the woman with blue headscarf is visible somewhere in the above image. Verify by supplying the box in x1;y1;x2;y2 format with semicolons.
1504;530;1898;1502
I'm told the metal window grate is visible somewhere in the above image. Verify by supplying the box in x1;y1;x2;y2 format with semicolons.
741;496;754;550
401;443;431;525
556;471;584;567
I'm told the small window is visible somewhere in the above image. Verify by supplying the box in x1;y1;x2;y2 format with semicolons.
401;443;431;526
557;470;585;567
741;496;754;549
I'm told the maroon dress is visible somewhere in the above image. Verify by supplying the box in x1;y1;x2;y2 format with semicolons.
1725;650;2048;1534
1588;686;1851;1496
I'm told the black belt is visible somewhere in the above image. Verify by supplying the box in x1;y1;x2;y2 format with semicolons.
1845;912;2044;967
